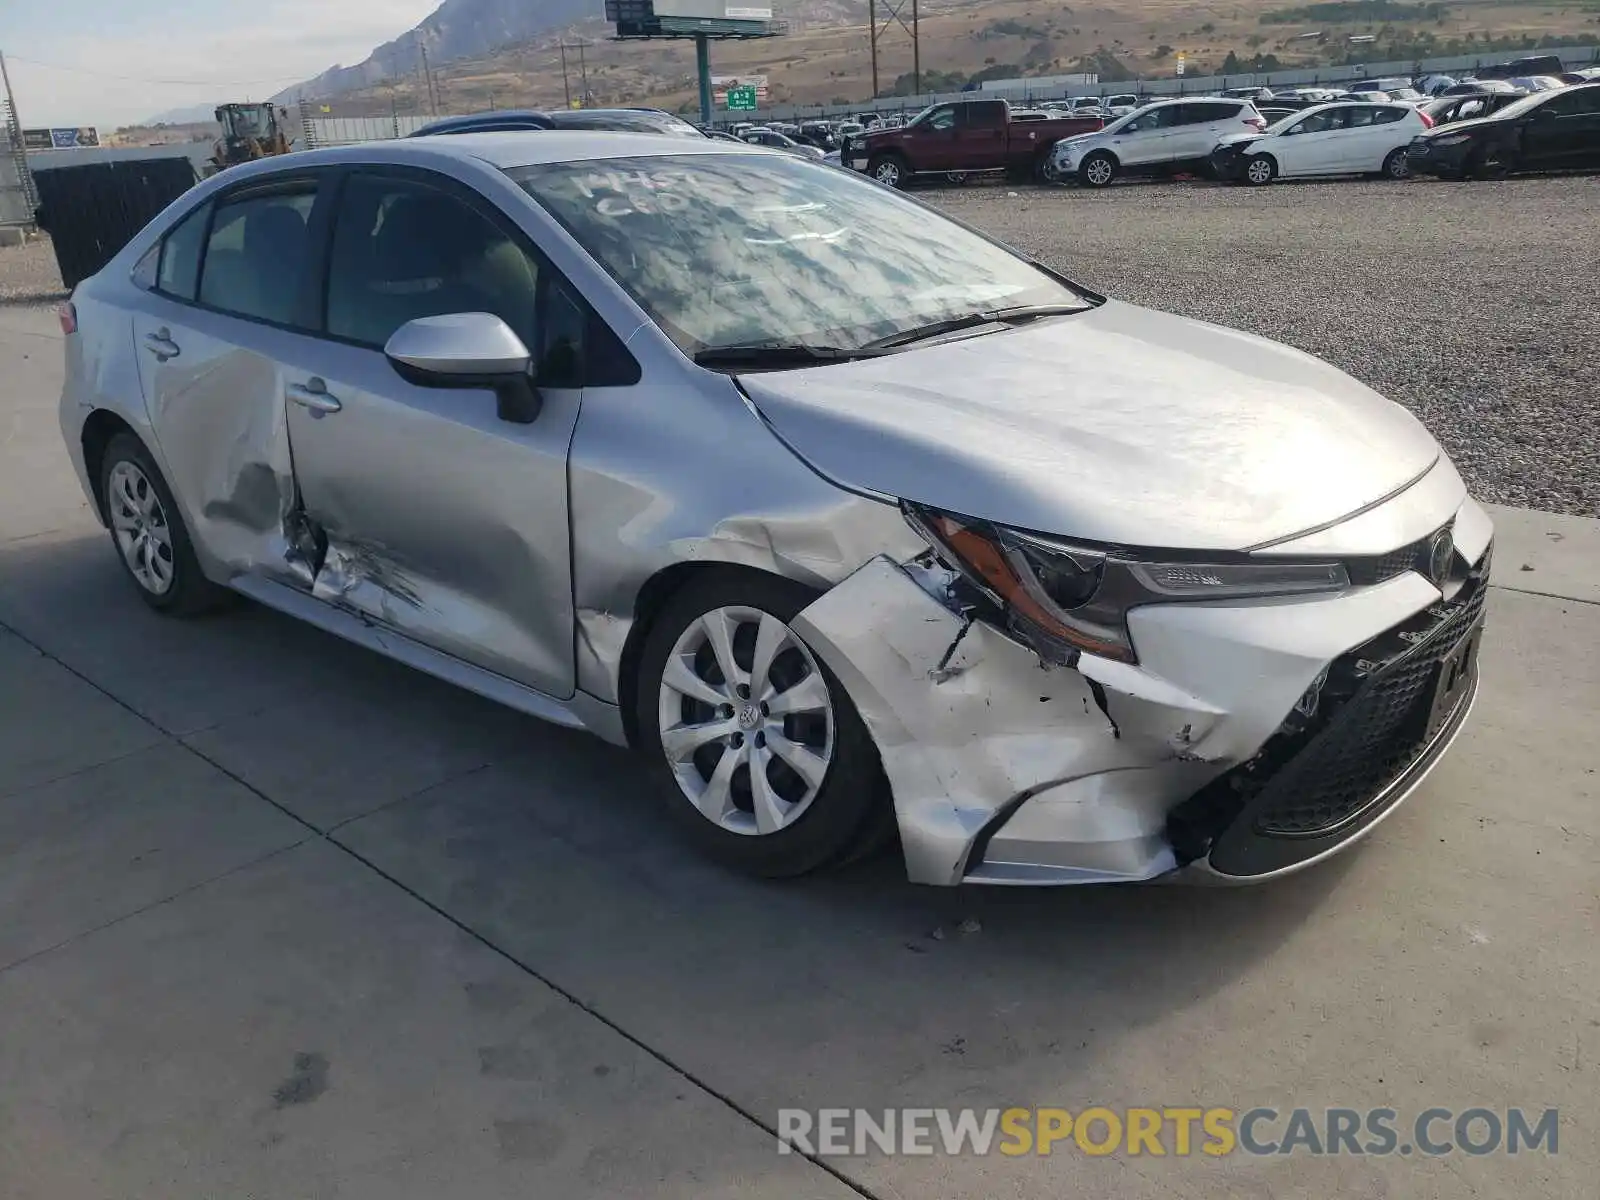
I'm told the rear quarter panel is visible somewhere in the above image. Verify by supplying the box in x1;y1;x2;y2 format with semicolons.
59;279;152;520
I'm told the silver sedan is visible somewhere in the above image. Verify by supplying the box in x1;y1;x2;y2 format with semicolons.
57;131;1491;886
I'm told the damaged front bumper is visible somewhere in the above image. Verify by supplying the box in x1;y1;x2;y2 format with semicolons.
792;505;1492;887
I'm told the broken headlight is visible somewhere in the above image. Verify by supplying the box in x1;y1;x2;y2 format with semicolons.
904;504;1349;666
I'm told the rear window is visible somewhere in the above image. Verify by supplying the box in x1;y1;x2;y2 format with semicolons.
155;203;210;301
197;189;316;326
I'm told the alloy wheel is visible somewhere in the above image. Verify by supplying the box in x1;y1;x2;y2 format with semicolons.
1247;157;1273;185
1084;158;1114;186
1386;151;1410;179
873;160;901;186
657;606;835;837
107;460;175;595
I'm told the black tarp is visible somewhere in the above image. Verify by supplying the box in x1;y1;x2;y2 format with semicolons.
34;157;198;290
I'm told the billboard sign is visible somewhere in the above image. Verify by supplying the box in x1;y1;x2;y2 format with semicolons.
23;128;101;150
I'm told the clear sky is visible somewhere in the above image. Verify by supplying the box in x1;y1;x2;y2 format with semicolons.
3;0;441;129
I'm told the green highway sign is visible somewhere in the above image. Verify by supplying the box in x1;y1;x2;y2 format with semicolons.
727;85;758;110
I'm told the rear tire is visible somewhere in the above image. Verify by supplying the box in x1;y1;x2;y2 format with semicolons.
1382;148;1411;180
1078;150;1118;188
98;432;230;616
635;570;888;878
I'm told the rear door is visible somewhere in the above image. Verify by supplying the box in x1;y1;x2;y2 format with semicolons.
279;166;584;697
1335;105;1387;171
961;100;1010;170
129;174;330;586
1167;101;1243;163
1362;105;1416;170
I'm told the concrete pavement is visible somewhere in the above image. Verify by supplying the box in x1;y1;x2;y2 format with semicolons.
1;302;1596;1198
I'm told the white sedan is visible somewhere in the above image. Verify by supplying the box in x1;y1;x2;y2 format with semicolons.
1211;102;1432;184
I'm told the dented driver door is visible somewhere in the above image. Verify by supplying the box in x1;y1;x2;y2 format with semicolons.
278;168;581;698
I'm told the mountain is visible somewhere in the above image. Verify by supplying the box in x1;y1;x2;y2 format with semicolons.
272;0;595;103
144;103;223;126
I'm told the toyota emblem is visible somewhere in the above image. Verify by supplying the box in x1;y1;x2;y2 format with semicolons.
1427;528;1454;585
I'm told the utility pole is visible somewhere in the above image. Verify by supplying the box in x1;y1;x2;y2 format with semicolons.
559;43;572;109
578;41;589;106
911;0;920;96
419;41;439;116
868;0;878;98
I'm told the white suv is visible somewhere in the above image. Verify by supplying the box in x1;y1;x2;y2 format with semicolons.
1048;98;1267;186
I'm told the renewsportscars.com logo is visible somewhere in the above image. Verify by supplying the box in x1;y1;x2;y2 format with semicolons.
776;1107;1559;1158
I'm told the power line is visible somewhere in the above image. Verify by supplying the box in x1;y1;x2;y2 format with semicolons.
2;52;306;89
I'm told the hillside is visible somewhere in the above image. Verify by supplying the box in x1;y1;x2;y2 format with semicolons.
293;0;1600;115
271;0;598;105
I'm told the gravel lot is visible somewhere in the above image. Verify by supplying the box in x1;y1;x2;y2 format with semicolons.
0;234;68;307
4;174;1595;513
926;174;1600;517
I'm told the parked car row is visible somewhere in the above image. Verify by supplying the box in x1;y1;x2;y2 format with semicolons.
401;75;1599;189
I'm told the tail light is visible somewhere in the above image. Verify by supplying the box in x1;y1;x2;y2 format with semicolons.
57;301;77;335
1245;115;1267;130
1418;111;1435;128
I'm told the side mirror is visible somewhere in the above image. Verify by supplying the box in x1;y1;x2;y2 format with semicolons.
385;312;541;424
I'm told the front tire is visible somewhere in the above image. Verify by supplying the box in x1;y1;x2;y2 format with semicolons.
1078;150;1118;188
1243;153;1277;186
867;154;907;188
636;570;887;878
99;432;229;615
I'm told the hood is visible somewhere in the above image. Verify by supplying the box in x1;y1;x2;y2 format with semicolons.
738;300;1440;551
1052;131;1103;151
1422;112;1506;138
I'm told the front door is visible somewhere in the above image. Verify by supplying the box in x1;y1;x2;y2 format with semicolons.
1522;88;1600;167
904;104;960;171
281;168;582;697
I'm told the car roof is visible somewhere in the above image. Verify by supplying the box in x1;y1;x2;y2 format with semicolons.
225;131;763;181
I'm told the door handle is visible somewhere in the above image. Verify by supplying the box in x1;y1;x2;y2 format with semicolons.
143;328;180;361
287;379;342;414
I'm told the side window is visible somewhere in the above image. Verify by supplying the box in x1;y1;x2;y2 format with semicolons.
1371;107;1404;125
927;106;956;132
325;173;545;365
1203;102;1242;122
964;101;1006;129
198;190;315;325
156;202;211;301
1347;107;1378;127
1458;99;1486;120
1539;93;1579;117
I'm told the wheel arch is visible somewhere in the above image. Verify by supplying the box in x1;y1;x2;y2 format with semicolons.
80;409;142;527
615;560;821;751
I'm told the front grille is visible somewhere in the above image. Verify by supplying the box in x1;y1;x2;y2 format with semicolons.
1166;545;1489;867
1252;582;1482;835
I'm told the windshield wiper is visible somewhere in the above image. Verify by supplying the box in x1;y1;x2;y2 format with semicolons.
693;344;890;370
861;303;1086;351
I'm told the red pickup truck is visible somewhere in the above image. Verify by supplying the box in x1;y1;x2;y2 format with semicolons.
846;99;1105;187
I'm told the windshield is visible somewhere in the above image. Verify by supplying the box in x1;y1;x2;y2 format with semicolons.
511;154;1087;355
225;107;269;137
